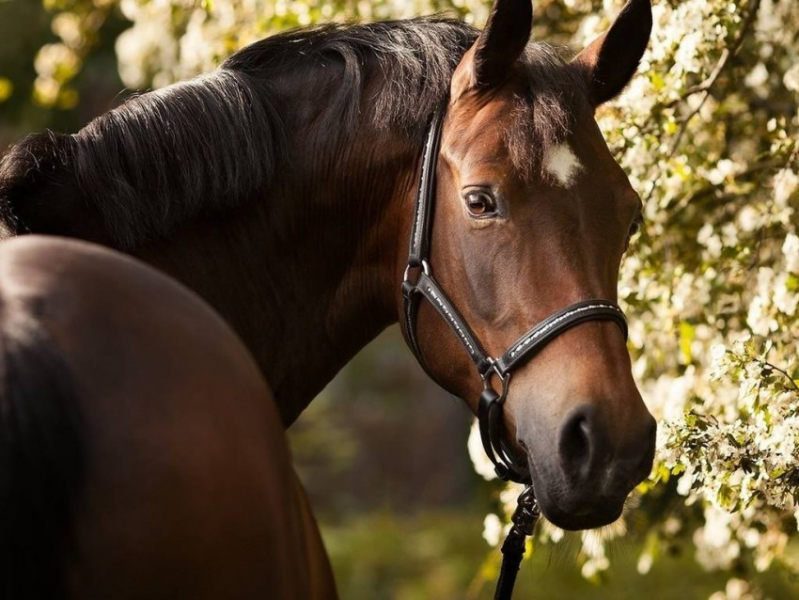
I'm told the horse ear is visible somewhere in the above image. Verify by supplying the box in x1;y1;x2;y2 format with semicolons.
451;0;533;96
572;0;652;107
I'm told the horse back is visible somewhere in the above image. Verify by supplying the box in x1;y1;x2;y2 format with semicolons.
0;236;336;599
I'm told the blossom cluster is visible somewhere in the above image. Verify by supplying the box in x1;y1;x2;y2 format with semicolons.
32;0;113;108
609;0;799;586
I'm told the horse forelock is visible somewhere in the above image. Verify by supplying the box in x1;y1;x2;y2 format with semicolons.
505;44;590;183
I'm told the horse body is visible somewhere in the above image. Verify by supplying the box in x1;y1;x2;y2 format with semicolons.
0;0;656;533
0;236;335;599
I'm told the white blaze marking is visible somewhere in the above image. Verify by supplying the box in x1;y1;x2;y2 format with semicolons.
543;143;583;188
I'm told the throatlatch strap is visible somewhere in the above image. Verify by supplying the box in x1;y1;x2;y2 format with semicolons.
402;287;434;381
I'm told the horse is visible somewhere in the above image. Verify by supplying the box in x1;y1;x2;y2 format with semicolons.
0;235;336;599
0;0;656;532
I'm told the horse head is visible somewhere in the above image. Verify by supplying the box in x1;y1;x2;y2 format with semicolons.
399;0;655;530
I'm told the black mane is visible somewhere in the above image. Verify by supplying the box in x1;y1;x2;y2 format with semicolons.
0;17;586;248
223;19;476;132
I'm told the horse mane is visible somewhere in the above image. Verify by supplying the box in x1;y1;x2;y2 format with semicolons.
0;17;586;249
222;19;477;132
74;70;282;248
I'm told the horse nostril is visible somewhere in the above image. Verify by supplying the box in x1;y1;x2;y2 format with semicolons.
558;406;595;479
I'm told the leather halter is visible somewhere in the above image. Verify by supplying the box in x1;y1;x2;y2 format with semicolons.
402;107;629;484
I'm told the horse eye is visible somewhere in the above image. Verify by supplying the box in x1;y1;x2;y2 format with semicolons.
464;191;497;217
629;213;644;237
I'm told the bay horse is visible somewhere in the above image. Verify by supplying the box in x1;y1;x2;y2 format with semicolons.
0;235;335;599
0;0;655;531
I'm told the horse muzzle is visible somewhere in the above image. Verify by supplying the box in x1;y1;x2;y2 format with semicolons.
519;401;656;530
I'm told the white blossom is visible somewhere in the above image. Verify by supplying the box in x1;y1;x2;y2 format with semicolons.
467;419;496;481
783;233;799;273
482;513;504;547
785;64;799;93
773;168;799;207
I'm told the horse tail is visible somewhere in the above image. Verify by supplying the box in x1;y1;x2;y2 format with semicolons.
0;319;85;599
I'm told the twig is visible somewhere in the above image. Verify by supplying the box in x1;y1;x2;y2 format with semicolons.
763;360;799;393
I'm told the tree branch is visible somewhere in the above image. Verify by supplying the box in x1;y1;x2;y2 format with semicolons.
763;360;799;393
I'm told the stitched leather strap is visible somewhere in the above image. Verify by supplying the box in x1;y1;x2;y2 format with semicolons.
404;272;493;374
495;300;628;375
408;109;445;268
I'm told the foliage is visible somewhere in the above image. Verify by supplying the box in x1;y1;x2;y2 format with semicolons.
322;510;799;599
10;0;799;598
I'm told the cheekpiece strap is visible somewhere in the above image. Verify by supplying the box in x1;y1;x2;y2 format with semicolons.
408;108;445;267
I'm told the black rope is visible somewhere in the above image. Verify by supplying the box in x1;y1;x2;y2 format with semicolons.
494;486;540;600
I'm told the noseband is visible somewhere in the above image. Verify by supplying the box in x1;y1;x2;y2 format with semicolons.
401;108;629;485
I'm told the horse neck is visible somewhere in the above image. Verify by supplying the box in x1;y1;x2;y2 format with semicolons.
135;124;418;426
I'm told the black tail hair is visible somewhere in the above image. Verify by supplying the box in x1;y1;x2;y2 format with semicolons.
0;320;85;599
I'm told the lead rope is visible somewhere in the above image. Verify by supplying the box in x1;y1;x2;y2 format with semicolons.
494;486;540;600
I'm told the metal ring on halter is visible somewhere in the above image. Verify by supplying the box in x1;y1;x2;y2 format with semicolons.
402;259;431;285
480;359;510;403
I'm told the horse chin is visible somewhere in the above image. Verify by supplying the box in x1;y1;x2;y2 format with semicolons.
526;456;626;531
